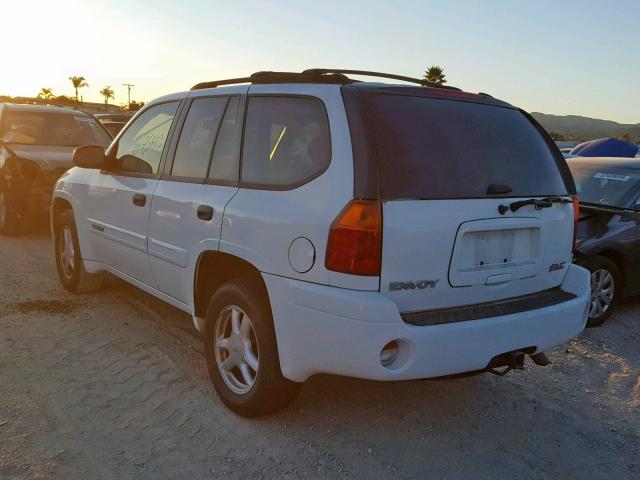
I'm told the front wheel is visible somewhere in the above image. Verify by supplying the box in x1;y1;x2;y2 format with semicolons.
54;210;103;293
585;256;620;327
204;278;300;417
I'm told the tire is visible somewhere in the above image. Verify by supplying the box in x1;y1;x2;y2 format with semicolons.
204;277;300;417
584;255;621;327
0;187;22;236
54;210;103;293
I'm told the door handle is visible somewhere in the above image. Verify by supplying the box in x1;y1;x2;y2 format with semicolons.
197;205;214;221
133;194;146;207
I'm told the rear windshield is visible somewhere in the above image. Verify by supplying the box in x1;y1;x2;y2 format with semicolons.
1;110;112;147
363;94;567;199
568;162;640;208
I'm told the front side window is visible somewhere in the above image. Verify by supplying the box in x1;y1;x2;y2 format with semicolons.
241;97;330;188
1;111;111;147
114;102;179;174
171;97;228;178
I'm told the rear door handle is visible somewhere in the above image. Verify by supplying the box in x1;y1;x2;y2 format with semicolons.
133;194;146;207
197;205;214;221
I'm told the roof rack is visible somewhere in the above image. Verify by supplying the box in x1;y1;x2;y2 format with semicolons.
191;71;353;90
302;69;461;91
191;69;461;91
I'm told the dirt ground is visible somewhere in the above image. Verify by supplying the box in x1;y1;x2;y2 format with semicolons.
1;224;639;480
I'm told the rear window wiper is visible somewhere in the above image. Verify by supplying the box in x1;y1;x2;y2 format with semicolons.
499;196;571;215
581;202;640;218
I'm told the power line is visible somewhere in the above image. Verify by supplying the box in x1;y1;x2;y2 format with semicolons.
123;83;135;108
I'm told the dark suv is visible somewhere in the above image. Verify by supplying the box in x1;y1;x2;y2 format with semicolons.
0;104;111;235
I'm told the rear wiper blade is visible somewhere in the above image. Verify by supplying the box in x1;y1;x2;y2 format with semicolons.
581;203;640;217
498;196;572;215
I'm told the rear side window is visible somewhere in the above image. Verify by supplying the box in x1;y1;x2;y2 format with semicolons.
241;96;330;188
114;102;179;175
171;97;227;178
363;94;567;199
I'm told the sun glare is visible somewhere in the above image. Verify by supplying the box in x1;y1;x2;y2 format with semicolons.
1;0;105;100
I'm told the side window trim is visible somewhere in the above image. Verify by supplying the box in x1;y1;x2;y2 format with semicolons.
161;95;233;184
204;94;245;187
238;94;332;191
160;97;192;180
105;99;185;179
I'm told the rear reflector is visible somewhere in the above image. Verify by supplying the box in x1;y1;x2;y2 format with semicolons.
325;200;382;276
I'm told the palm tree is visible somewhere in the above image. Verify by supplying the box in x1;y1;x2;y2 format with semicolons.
37;88;54;100
69;76;88;102
99;86;115;111
423;66;447;86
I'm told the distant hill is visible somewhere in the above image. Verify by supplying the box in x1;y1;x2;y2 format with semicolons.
531;112;640;143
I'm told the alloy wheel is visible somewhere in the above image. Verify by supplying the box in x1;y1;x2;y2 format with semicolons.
214;305;260;395
59;226;76;281
589;269;614;319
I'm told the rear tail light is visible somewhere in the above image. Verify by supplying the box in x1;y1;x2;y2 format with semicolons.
572;195;580;251
325;200;382;276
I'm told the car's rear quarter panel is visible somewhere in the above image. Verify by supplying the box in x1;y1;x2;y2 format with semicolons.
219;84;378;291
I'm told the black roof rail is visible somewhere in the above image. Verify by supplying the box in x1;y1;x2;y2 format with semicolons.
191;68;461;91
302;68;461;91
191;71;353;90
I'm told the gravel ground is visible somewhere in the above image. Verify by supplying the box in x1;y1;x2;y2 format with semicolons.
1;223;639;479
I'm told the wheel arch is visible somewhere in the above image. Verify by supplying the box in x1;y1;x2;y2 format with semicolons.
594;248;627;295
51;196;73;223
193;251;268;328
50;194;75;238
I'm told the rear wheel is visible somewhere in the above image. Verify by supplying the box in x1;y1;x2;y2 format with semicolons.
54;210;103;293
204;277;300;417
0;188;22;236
585;256;620;327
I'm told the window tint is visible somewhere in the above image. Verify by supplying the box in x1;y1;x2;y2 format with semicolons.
360;94;567;199
114;102;178;174
241;97;330;187
569;162;640;208
171;97;227;178
1;111;111;147
209;96;240;183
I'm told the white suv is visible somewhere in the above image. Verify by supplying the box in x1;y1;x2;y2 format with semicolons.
51;69;591;416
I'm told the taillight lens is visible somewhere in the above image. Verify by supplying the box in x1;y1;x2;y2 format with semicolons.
572;195;580;251
325;200;382;276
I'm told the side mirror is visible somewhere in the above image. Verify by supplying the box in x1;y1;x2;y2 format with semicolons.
73;145;106;169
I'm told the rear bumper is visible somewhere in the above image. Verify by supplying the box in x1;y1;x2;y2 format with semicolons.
263;264;590;382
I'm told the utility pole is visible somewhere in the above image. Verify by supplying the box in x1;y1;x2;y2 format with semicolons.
122;83;135;109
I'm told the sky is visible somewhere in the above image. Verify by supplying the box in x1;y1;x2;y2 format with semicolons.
2;0;639;123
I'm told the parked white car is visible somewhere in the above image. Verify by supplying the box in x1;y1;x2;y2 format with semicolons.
51;69;591;416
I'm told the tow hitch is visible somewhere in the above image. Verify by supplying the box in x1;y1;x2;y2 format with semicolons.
430;349;551;380
486;350;551;376
486;351;525;376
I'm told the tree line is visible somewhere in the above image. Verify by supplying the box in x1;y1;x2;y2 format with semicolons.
36;76;144;111
33;67;449;111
